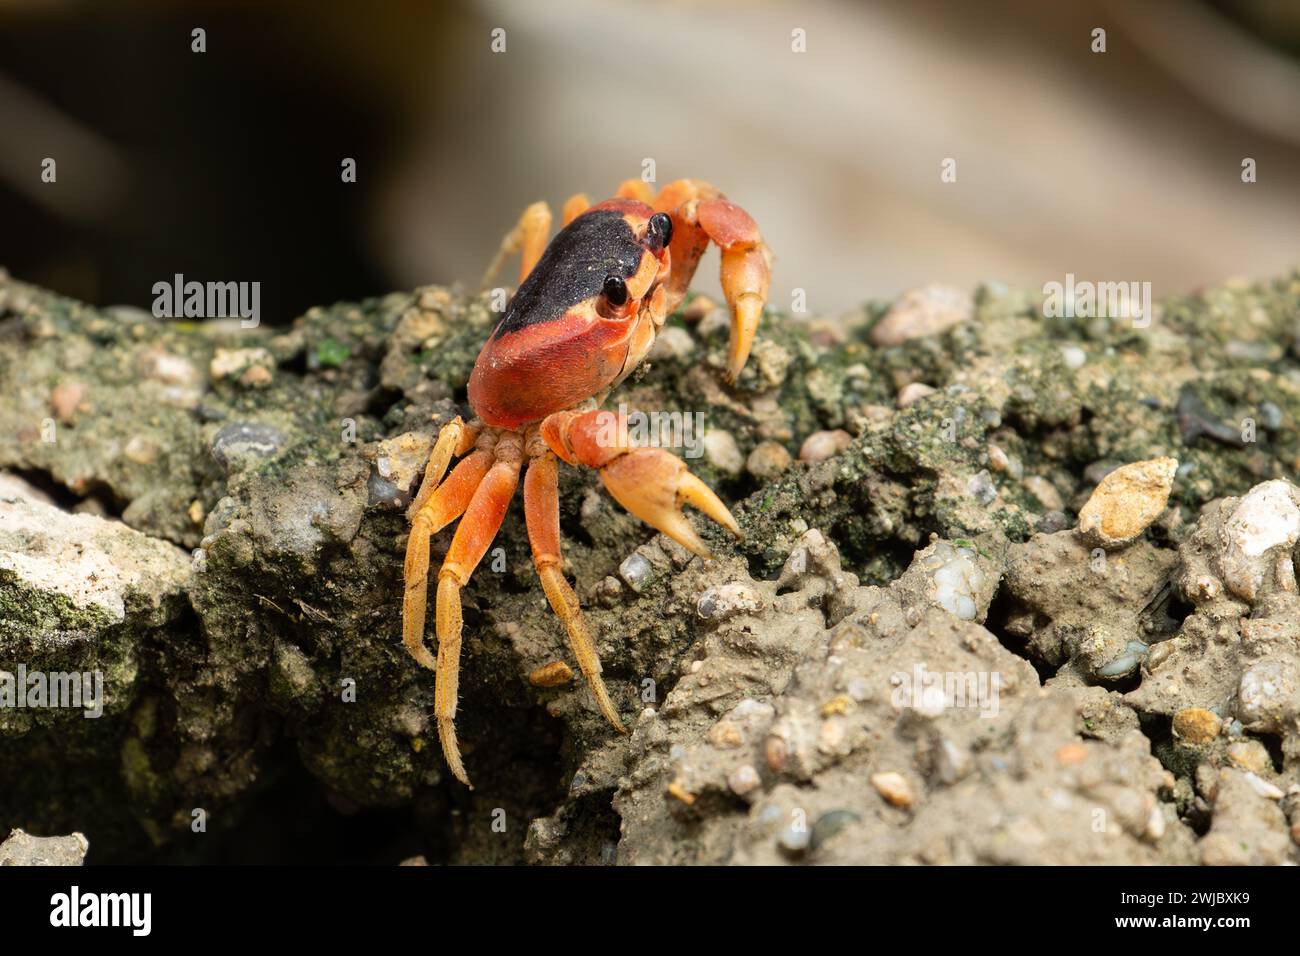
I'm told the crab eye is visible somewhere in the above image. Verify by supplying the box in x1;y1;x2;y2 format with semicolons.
646;213;673;251
602;275;629;307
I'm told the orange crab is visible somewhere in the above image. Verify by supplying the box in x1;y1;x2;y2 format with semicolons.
402;178;771;786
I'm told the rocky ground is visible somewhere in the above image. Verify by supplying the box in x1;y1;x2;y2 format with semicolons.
2;267;1299;865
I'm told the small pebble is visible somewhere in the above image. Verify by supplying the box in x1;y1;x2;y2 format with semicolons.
750;339;792;387
746;441;791;480
371;431;437;496
859;404;893;424
665;781;695;805
1055;743;1088;766
1023;476;1063;511
1037;509;1071;534
910;538;986;621
1144;806;1166;842
870;771;914;807
987;444;1010;473
702;429;744;475
1217;480;1300;602
1242;771;1284;800
210;346;273;381
1226;740;1270;774
1224;340;1280;363
778;824;810;855
239;364;273;388
870;284;973;347
124;435;159;465
1097;640;1149;678
696;582;764;621
934;739;972;784
1172;707;1221;744
708;720;745;749
820;695;853;717
1236;658;1299;731
528;661;574;687
1177;386;1244;447
139;349;199;387
1060;345;1087;369
727;764;761;797
50;381;88;423
818;720;845;753
799;429;852;463
210;422;284;472
966;470;997;505
897;382;935;408
1076;456;1177;549
809;810;861;852
393;303;447;349
618;552;654;593
648;325;695;362
679;295;719;323
764;735;788;772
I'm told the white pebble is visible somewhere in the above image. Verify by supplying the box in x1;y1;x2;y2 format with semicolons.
1060;346;1086;369
703;430;744;475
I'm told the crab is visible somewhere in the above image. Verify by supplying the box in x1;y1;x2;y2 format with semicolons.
402;177;771;786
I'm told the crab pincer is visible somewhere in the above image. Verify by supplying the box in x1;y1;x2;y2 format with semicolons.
654;180;772;382
541;407;741;559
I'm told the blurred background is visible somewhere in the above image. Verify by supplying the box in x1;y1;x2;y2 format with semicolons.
0;0;1298;326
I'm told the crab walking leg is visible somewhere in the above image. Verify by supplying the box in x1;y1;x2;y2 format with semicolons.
433;432;523;787
654;179;772;382
615;178;654;204
403;446;494;669
560;193;590;226
407;417;480;521
541;409;741;559
523;445;625;732
479;200;553;290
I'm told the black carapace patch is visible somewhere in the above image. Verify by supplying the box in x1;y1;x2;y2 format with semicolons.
492;210;644;337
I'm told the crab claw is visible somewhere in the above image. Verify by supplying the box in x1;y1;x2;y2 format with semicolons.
719;241;771;383
726;285;763;383
600;447;740;558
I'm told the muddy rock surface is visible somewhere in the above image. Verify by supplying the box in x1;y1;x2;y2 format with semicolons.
2;267;1300;864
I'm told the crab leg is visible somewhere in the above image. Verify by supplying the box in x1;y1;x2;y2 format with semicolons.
407;417;479;521
560;193;591;226
540;408;740;559
615;178;654;203
433;431;522;787
523;442;625;733
480;200;553;289
654;179;772;382
403;441;492;669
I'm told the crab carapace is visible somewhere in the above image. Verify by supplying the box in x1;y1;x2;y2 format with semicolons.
402;178;771;786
